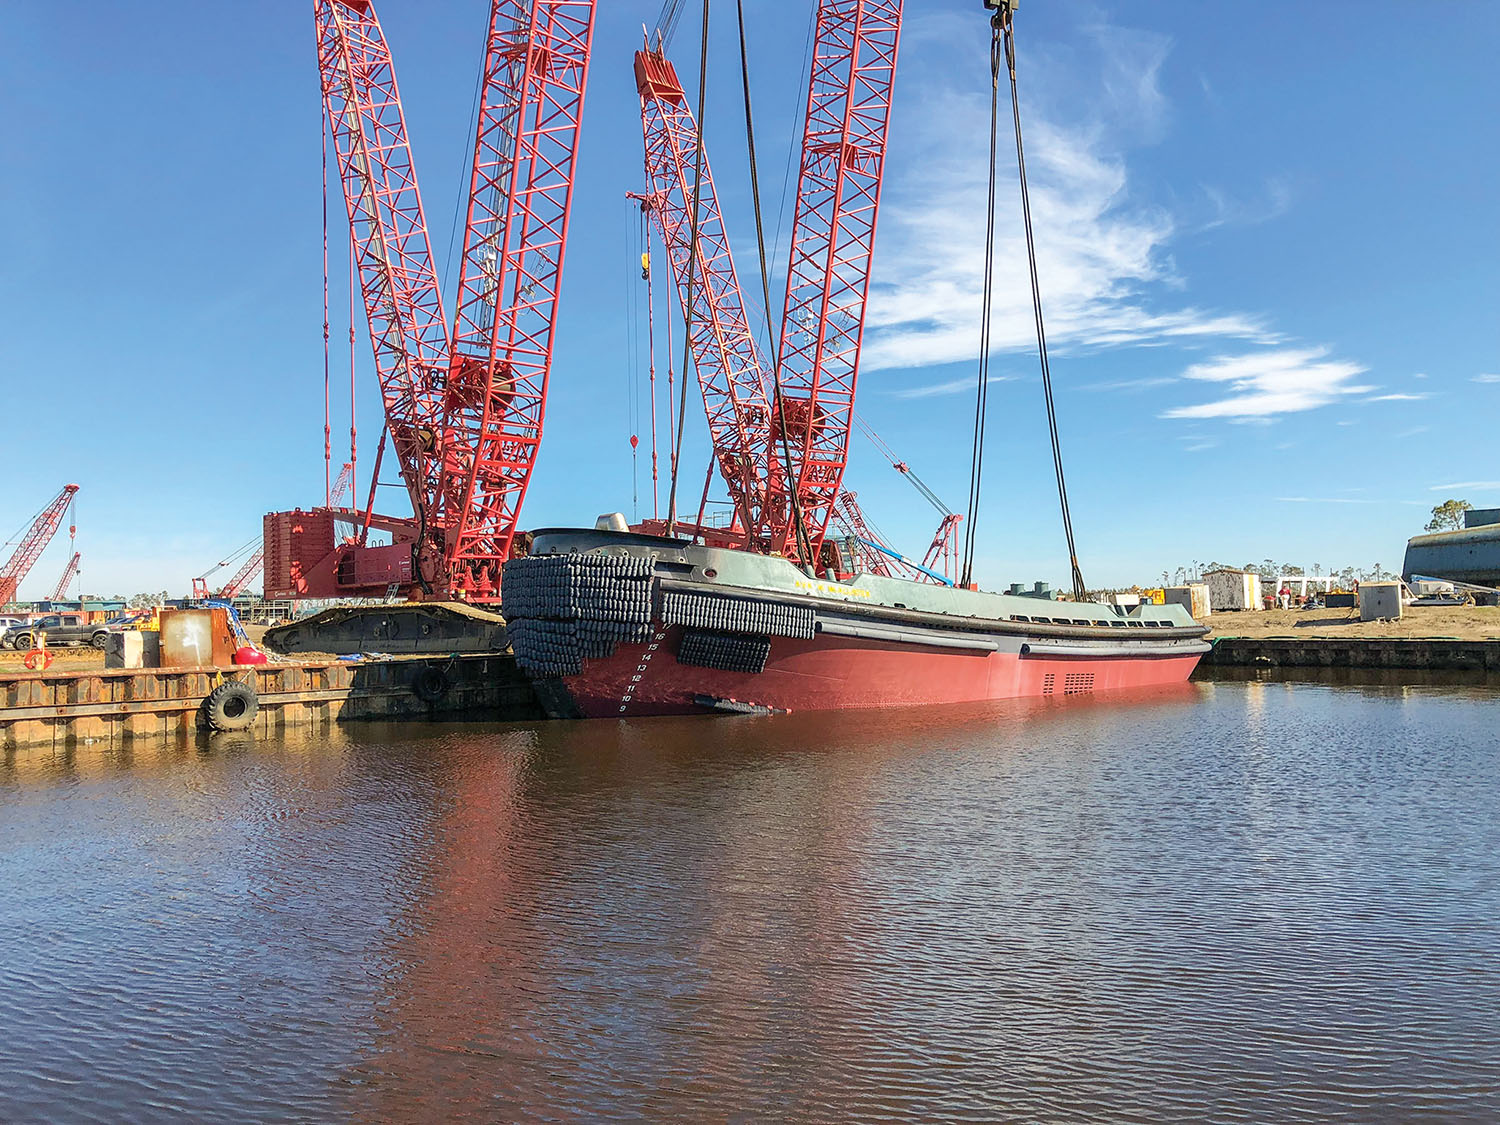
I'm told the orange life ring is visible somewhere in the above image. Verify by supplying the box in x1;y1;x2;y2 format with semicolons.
23;648;54;671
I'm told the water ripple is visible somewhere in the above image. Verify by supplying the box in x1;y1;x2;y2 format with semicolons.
1;683;1497;1121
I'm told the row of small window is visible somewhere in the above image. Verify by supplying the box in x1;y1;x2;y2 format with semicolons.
1009;615;1167;628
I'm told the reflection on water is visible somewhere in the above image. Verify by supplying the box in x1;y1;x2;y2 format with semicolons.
2;681;1498;1122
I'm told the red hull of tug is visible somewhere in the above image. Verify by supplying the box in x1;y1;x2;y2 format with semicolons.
556;624;1204;718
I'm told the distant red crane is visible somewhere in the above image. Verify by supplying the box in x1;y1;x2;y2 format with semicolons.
830;491;960;586
0;484;78;607
831;491;896;578
49;552;81;602
274;0;596;603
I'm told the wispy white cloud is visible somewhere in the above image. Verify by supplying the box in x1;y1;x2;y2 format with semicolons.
890;374;1013;399
864;13;1273;376
1081;375;1177;392
1366;392;1429;402
1195;175;1295;233
1473;374;1500;384
1429;481;1500;491
1162;347;1372;420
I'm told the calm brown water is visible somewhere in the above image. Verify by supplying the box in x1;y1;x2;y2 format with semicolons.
2;680;1498;1122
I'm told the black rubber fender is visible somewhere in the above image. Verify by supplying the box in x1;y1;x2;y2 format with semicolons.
412;666;451;704
204;680;258;732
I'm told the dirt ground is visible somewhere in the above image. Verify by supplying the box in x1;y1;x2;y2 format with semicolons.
0;646;106;673
1206;605;1500;640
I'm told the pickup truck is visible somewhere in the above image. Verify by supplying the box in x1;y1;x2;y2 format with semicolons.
4;615;112;651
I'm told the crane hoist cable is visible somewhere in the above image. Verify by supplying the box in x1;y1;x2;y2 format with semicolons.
965;1;1087;600
735;0;814;570
665;0;711;535
322;93;333;507
959;17;1002;588
653;0;690;50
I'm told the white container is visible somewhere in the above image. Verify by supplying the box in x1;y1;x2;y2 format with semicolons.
1359;581;1403;622
104;631;142;669
1205;570;1262;611
1164;584;1211;619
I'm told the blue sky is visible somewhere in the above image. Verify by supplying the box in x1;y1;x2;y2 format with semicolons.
2;1;1496;598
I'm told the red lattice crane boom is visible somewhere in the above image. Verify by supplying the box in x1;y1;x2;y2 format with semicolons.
49;552;81;602
632;2;901;565
317;0;450;559
634;48;775;541
771;0;902;559
0;484;78;607
440;0;596;597
305;0;596;601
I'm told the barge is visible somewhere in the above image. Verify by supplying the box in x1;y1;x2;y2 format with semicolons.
502;525;1210;719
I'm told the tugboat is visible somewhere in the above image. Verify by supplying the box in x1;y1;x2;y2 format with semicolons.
504;0;1210;717
502;520;1208;719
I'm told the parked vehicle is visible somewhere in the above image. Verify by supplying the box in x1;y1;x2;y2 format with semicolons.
105;609;157;632
3;614;111;651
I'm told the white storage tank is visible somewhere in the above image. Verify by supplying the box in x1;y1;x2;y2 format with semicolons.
1359;581;1404;622
1164;584;1211;619
1204;569;1262;612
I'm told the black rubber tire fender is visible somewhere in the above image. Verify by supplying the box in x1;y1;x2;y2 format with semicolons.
412;666;451;704
204;680;258;732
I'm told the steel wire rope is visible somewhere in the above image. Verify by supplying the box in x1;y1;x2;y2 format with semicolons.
853;412;956;518
322;92;333;506
773;7;818;279
959;24;1003;588
654;0;689;50
444;20;493;298
998;4;1086;600
735;0;814;569
0;499;53;552
622;204;634;514
666;0;712;536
